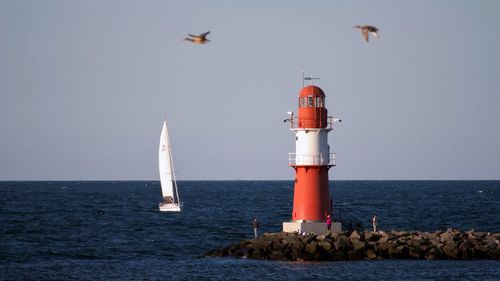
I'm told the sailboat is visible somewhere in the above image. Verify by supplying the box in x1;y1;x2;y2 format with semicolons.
158;118;181;212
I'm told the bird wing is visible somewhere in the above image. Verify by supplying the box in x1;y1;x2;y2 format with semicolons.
200;31;210;39
362;30;369;42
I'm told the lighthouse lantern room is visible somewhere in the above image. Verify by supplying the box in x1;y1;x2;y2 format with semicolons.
283;85;342;234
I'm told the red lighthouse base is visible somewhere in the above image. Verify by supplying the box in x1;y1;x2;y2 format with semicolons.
283;166;342;234
292;166;330;221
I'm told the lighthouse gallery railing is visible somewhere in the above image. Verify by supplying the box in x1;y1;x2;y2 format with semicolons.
288;153;336;166
287;116;338;129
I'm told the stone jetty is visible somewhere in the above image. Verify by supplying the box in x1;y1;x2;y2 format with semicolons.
205;229;500;261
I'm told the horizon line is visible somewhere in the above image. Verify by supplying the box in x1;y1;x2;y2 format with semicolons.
1;179;500;182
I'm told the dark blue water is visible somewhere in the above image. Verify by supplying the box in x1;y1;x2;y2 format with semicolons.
1;181;499;280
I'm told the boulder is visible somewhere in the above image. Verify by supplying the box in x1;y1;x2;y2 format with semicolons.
350;231;361;240
334;237;352;252
250;238;272;250
439;232;452;243
487;248;500;259
365;232;381;242
287;236;304;251
289;247;300;261
472;241;498;259
440;229;462;244
377;240;389;253
409;246;424;259
317;231;334;241
318;240;332;251
229;244;242;255
335;234;349;243
400;235;413;244
327;249;347;260
388;245;408;259
351;239;365;251
305;241;318;254
234;247;250;258
365;250;377;260
367;241;378;250
442;241;460;259
429;233;441;247
459;241;472;259
271;239;284;251
485;233;498;244
303;234;317;244
425;247;443;260
417;244;431;254
395;231;410;237
347;249;363;260
247;247;262;259
281;238;289;247
378;233;389;244
269;250;287;260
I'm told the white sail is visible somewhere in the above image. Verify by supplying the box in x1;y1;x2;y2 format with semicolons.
158;119;181;212
159;120;174;198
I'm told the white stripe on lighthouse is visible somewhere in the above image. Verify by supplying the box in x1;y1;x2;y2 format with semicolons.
293;129;330;165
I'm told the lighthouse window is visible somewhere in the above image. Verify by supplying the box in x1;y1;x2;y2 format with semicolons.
299;97;305;108
316;97;324;107
308;96;313;107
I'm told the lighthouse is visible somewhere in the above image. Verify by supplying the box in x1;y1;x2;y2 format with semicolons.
283;85;342;234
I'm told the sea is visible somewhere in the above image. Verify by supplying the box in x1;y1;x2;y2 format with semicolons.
1;180;499;280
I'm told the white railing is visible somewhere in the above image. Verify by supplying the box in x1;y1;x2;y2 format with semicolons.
288;153;336;166
286;116;340;129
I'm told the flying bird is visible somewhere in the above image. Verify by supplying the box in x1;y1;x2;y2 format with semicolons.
353;25;379;43
183;31;210;44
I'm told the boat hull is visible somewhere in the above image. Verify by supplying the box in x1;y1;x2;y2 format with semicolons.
159;203;181;212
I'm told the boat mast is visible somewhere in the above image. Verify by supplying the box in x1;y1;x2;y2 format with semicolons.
165;119;180;204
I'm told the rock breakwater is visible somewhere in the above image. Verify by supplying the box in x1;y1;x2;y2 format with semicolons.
205;229;500;261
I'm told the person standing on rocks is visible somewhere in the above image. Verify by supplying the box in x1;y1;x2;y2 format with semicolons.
252;218;260;238
372;215;378;233
326;215;332;231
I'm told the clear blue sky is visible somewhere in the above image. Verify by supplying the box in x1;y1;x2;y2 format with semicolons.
1;0;499;180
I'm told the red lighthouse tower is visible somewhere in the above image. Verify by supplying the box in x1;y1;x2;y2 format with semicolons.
283;85;342;234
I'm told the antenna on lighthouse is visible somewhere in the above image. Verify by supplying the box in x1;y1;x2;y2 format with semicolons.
301;63;305;88
304;76;320;85
301;63;320;86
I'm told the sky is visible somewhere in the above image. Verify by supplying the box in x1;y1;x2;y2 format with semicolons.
1;0;499;180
